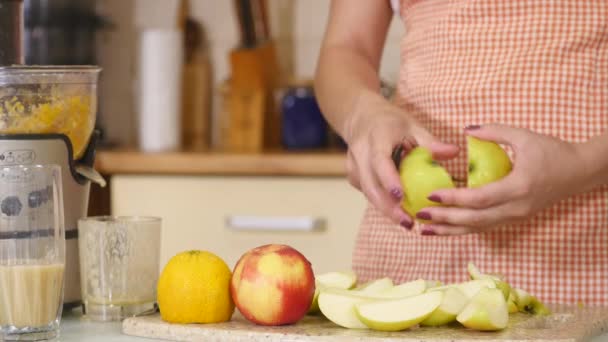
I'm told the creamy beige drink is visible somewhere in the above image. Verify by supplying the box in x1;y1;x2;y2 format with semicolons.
0;262;64;328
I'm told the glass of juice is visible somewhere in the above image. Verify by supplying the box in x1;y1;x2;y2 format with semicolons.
0;164;65;341
78;216;161;321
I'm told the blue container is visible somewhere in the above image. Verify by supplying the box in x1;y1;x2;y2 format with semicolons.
280;85;328;150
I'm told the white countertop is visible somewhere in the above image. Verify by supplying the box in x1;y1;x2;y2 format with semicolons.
56;308;166;342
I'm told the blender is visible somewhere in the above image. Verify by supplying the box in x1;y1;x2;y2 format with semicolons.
0;0;105;308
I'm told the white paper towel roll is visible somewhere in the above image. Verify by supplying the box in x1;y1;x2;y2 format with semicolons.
138;29;183;152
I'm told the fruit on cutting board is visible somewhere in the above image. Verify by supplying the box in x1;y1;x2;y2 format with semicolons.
309;271;357;314
376;278;427;299
467;136;512;188
467;263;512;300
354;277;394;294
355;291;444;331
420;287;468;326
317;288;377;329
456;287;509;331
230;244;315;326
157;250;234;324
399;147;455;220
315;263;550;333
514;287;551;316
398;136;512;222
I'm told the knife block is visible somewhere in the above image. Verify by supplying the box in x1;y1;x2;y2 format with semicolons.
222;41;281;153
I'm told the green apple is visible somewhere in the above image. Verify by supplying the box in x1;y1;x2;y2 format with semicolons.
354;277;394;294
355;291;443;331
456;287;509;331
467;263;512;300
399;147;455;220
455;279;497;299
376;279;427;299
309;271;357;314
420;287;469;326
317;288;377;329
467;136;512;188
513;287;551;316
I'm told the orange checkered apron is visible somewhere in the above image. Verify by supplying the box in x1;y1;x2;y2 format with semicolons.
353;0;608;305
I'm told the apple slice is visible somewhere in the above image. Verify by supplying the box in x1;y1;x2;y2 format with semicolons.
354;277;394;294
376;279;427;299
355;291;443;331
507;292;518;314
456;287;509;331
426;280;443;288
513;287;551;316
455;279;497;299
467;136;512;188
467;263;512;300
318;288;376;329
420;287;469;327
309;271;357;314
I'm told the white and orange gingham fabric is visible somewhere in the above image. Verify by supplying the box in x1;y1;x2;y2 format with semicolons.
352;0;608;305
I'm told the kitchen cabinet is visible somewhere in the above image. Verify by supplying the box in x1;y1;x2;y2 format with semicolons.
98;150;367;273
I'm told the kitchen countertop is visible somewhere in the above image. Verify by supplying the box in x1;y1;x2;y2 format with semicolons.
94;149;347;176
57;307;608;342
57;308;164;342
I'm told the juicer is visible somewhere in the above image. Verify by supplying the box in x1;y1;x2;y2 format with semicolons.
0;0;105;307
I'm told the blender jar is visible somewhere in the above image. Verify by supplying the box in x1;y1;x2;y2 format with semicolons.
0;66;100;160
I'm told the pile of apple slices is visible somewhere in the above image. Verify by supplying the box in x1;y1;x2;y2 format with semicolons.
309;263;550;332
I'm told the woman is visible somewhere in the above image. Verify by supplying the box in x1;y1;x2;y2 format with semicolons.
314;0;608;305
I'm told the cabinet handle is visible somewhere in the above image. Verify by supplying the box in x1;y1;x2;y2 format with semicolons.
225;215;326;232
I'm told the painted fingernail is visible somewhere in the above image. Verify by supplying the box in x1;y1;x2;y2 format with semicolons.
416;211;432;220
427;194;442;203
400;219;413;230
465;124;481;130
390;188;403;199
421;229;437;236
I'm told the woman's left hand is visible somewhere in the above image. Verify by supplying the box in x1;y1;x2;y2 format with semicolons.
417;124;591;236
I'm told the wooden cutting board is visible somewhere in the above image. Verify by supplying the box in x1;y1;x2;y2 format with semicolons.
122;305;608;342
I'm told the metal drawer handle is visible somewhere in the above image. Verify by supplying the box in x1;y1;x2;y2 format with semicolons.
225;215;326;232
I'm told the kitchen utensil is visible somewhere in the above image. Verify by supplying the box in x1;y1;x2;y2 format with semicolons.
0;164;65;341
180;1;212;151
77;216;161;322
280;82;328;150
122;306;608;342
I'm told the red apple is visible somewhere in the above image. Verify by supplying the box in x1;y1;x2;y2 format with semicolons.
230;244;315;325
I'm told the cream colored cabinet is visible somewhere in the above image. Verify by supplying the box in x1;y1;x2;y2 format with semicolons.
110;175;368;273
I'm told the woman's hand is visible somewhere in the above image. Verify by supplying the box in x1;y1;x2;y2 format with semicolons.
416;124;590;235
344;93;459;229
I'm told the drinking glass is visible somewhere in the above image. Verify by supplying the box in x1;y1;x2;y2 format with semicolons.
0;164;65;341
78;216;161;321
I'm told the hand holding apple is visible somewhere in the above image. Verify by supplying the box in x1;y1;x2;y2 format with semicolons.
414;124;590;235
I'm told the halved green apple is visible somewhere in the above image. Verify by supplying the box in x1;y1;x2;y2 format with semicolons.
318;288;377;329
420;287;468;327
467;263;512;300
467;136;512;188
513;287;551;316
309;271;357;314
456;287;509;331
354;277;394;294
355;291;443;331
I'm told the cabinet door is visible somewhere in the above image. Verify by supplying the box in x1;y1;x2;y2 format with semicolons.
110;175;368;273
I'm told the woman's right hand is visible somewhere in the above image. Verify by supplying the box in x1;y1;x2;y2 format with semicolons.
344;93;459;229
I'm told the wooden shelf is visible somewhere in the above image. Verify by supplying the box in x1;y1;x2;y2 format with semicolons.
94;149;348;176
